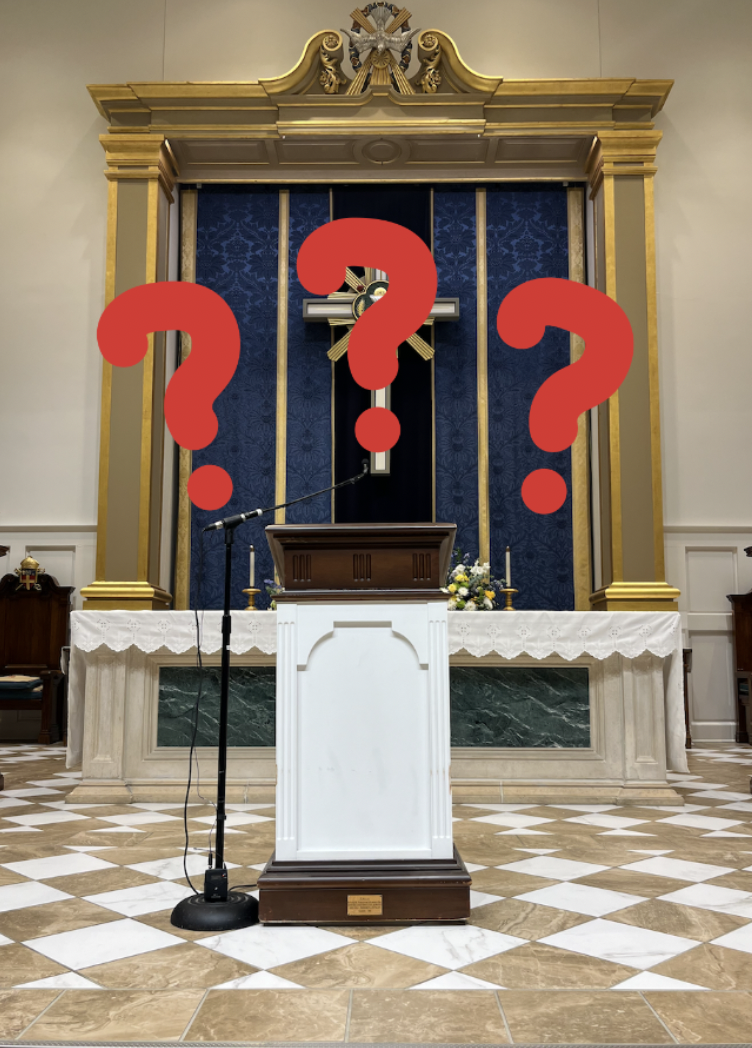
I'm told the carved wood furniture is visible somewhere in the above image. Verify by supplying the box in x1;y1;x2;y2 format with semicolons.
0;572;73;744
728;590;752;745
258;522;471;924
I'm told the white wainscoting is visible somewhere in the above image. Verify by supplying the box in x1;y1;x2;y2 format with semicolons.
0;525;96;739
665;528;752;742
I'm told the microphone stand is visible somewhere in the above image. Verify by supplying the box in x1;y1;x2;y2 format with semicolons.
171;460;369;932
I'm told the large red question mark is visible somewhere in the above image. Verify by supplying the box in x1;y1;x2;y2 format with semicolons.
296;217;437;453
97;282;240;511
497;277;633;515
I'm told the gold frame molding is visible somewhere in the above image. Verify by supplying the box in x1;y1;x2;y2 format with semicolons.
87;28;676;612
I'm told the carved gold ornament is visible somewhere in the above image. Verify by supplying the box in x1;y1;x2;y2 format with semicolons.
342;4;419;95
319;33;347;94
15;555;45;592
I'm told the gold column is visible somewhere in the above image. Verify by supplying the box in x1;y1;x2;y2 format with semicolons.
586;130;679;611
82;134;178;610
567;186;593;611
275;190;290;525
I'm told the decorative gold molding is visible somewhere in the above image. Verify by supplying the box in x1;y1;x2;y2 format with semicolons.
174;189;198;610
275;190;290;524
644;175;667;583
476;188;490;565
100;134;178;200
94;180;119;581
80;580;172;611
589;580;679;612
567;186;592;611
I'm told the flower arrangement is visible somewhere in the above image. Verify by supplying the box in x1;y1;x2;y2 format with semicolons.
263;578;283;610
443;549;505;611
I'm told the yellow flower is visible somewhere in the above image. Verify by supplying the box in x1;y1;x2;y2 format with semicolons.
485;590;495;600
448;583;457;593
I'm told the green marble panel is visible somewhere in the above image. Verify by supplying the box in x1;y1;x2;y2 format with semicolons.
450;665;590;748
157;665;275;748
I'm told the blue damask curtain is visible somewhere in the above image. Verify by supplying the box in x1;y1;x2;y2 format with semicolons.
486;186;574;610
190;187;279;610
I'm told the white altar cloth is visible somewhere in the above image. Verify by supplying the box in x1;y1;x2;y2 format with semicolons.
68;609;686;773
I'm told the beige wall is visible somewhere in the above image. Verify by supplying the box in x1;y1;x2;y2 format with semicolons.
1;2;750;648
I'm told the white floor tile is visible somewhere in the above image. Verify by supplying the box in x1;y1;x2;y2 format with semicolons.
717;802;752;813
658;814;743;832
659;884;752;919
497;856;609;881
85;881;195;916
25;917;183;969
95;813;181;827
0;798;33;809
191;813;272;827
630;850;674;856
0;827;42;834
565;814;647;829
3;852;116;880
127;854;239;881
470;814;553;829
461;804;538;812
470;890;503;909
689;790;752;801
598;830;656;837
464;863;488;873
666;774;702;781
199;925;355;970
702;830;752;838
495;828;551;836
15;973;103;990
411;972;502;990
612;972;708;990
54;771;82;778
711;924;752;955
225;803;275;812
0;881;72;913
0;933;12;946
370;925;525;970
540;918;696;969
516;882;646;917
3;812;90;827
514;849;560;856
620;857;735;882
2;788;63;797
217;972;303;989
548;805;618;813
673;782;728;790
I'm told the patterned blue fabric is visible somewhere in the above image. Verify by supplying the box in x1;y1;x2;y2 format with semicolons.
285;190;332;523
190;188;279;610
434;189;479;557
486;186;574;610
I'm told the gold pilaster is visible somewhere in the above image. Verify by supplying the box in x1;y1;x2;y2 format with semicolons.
586;131;679;612
82;133;178;611
173;188;198;610
476;188;490;565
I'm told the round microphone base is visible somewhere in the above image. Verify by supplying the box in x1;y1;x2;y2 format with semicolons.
171;891;259;932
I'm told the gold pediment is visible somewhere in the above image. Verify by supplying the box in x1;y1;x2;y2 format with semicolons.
88;13;671;183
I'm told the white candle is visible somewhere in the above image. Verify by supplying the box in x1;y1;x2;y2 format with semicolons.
249;545;255;589
505;546;511;588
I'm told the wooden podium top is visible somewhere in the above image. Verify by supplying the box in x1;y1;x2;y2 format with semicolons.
265;523;456;603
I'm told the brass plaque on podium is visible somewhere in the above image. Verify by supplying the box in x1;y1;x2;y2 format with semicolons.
347;894;383;916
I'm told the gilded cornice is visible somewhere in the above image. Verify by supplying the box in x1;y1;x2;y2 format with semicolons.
586;129;663;195
100;134;178;198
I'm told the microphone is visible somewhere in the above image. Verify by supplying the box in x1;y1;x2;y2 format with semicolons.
204;509;262;532
361;458;370;475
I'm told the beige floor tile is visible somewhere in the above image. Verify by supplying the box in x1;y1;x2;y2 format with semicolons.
500;989;673;1043
646;990;752;1043
0;867;26;886
0;897;121;942
349;989;510;1043
468;867;556;895
456;843;529;867
707;870;752;891
470;897;591;939
463;941;638;989
272;941;447;988
318;924;406;940
575;868;690;897
608;897;749;941
0;989;60;1038
188;988;350;1042
0;943;70;987
653;941;752;990
46;866;159;896
80;942;257;989
21;988;203;1041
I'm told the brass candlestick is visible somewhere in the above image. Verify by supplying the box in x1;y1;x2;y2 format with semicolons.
242;587;261;610
500;587;518;611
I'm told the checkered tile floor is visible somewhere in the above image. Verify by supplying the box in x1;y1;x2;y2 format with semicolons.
2;744;752;1042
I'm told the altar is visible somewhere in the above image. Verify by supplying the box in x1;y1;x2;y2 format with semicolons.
65;608;686;807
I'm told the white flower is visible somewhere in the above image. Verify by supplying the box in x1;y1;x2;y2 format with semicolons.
471;564;484;576
463;601;475;610
483;597;493;610
459;587;469;597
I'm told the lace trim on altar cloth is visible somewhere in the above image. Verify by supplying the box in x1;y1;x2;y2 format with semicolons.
70;609;680;661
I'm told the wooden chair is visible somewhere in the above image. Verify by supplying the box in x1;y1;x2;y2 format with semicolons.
0;571;73;744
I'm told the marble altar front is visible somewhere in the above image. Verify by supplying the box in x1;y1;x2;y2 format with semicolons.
65;610;687;806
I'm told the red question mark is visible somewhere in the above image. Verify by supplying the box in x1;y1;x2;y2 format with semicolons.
97;282;240;511
497;277;633;515
296;217;437;453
